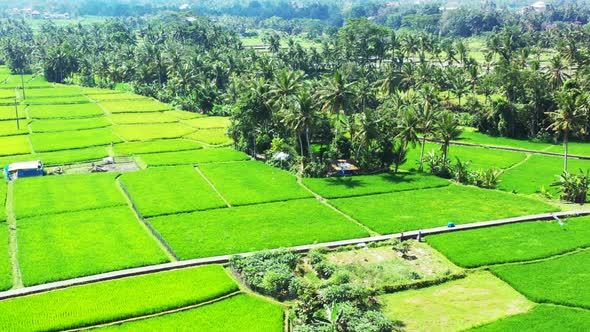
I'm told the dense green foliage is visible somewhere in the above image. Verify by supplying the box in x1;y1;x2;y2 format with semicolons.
98;294;284;332
121;166;226;217
149;199;368;259
18;206;169;285
427;217;590;267
0;265;239;331
331;185;555;234
491;250;590;309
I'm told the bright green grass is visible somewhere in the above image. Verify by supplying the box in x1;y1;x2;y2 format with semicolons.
121;166;226;217
0;224;11;291
185;129;232;145
113;124;194;141
109;112;179;124
491;250;590;309
0;119;28;136
102;100;172;113
380;272;533;332
18;206;169;286
0;89;14;99
81;87;121;95
150;198;369;259
165;110;203;120
0;265;238;332
427;217;590;268
0;105;26;120
27;103;105;119
0;180;5;222
13;172;126;218
25;95;90;105
91;93;148;101
114;139;201;155
25;86;83;98
457;128;553;151
182;116;229;129
468;305;590;332
199;161;312;205
0;135;31;156
0;147;108;167
140;148;250;166
30;127;122;152
303;172;450;199
407;142;527;170
547;142;590;158
30;117;111;132
331;185;556;234
98;294;284;332
498;154;590;195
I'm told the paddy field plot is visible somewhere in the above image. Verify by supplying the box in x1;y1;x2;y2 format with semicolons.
199;161;312;205
0;119;29;136
81;87;122;95
121;166;226;217
25;95;90;105
13;172;126;218
0;265;238;331
546;141;590;157
114;139;202;155
0;147;109;167
427;216;590;268
330;185;556;234
491;250;590;309
498;154;590;195
17;206;169;286
407;142;527;170
380;272;533;332
30;117;111;132
181;116;229;129
164;110;203;120
101;99;172;113
0;224;11;291
303;172;449;199
0;180;6;222
91;93;149;101
0;135;31;156
113;123;194;141
185;129;232;145
0;89;15;99
139;148;250;166
98;294;284;332
468;305;590;332
109;112;179;124
0;105;26;120
30;127;122;152
25;86;83;98
27;103;105;119
149;199;369;259
456;128;553;152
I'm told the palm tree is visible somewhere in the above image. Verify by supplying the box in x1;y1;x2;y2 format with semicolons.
282;90;317;166
545;55;571;90
267;68;304;110
416;85;438;171
316;70;357;136
546;89;586;172
436;111;462;162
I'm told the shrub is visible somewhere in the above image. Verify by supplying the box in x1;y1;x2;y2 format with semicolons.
425;151;451;178
552;170;589;204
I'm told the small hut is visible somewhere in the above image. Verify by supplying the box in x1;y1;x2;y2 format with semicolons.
331;159;360;176
5;160;44;180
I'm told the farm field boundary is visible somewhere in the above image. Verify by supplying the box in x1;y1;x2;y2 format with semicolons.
2;208;589;301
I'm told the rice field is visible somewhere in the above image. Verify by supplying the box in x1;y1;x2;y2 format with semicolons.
468;305;590;331
109;112;179;124
139;149;250;166
114;139;202;155
30;117;111;132
30;127;122;152
184;129;232;145
101;100;173;113
0;120;29;136
0;135;31;156
27;103;105;119
113;123;195;141
0;225;11;291
181;116;229;129
0;105;26;120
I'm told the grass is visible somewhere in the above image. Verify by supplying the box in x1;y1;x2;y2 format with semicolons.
121;166;226;217
114;139;202;155
113;124;195;141
0;180;5;222
490;250;590;309
164;110;203;120
457;127;553;151
0;224;11;291
0;119;29;136
30;127;122;152
18;206;169;286
81;87;121;95
330;185;556;234
91;93;149;101
547;141;590;157
0;106;26;120
185;129;232;145
30;117;111;132
25;95;90;105
199;161;312;205
182;116;229;129
0;135;31;156
27;103;105;119
468;305;590;331
149;199;369;259
302;172;450;199
98;294;284;332
0;265;238;331
407;142;527;170
13;172;126;218
380;271;533;332
25;87;83;98
109;112;179;124
101;100;172;113
139;148;250;166
498;154;590;195
427;216;590;268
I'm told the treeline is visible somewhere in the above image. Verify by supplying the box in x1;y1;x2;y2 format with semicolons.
2;16;590;178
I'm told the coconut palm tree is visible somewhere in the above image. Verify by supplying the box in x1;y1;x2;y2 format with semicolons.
436;111;462;162
316;70;357;136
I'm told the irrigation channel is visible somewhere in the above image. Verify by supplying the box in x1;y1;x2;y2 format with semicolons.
1;209;588;301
